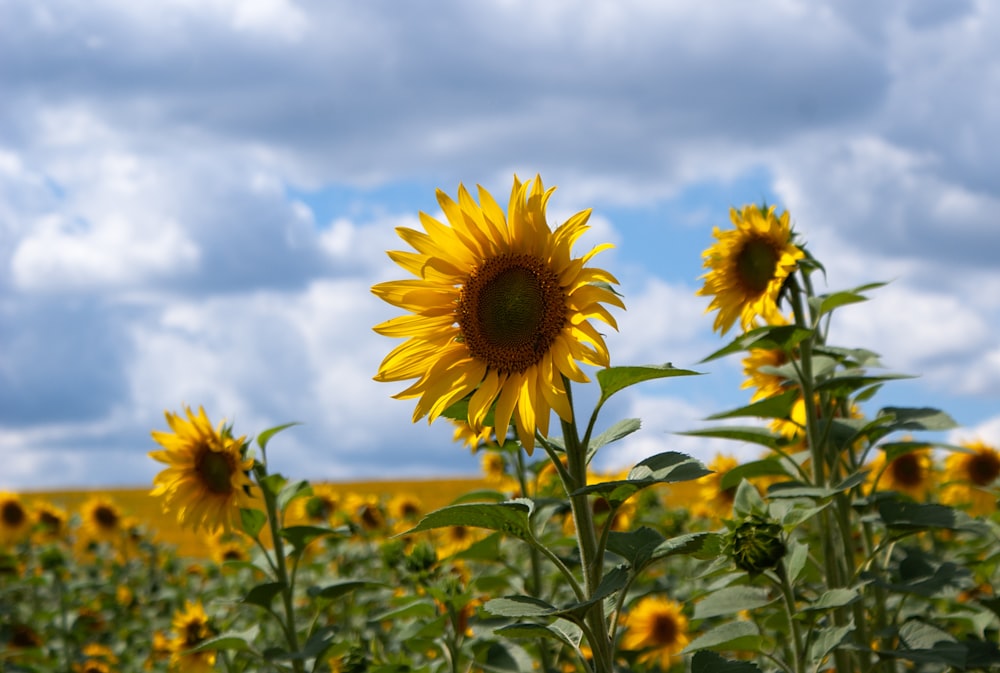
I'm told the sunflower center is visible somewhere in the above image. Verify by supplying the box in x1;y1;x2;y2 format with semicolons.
736;237;780;294
94;505;119;530
458;253;567;374
967;451;1000;486
306;496;335;521
890;454;924;488
651;613;678;645
184;620;207;647
1;501;25;527
197;449;236;495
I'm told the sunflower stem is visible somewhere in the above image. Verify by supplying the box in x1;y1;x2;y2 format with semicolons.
560;380;614;673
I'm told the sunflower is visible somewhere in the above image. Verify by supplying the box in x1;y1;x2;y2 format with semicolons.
742;346;794;402
33;501;68;542
286;483;342;527
867;444;936;501
388;492;423;524
940;440;1000;517
698;204;804;335
620;596;690;669
207;533;250;565
480;451;507;484
451;419;496;450
691;454;741;522
149;406;258;534
79;496;124;546
0;492;30;546
168;601;216;673
373;175;623;454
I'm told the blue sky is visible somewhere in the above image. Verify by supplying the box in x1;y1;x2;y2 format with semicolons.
2;0;999;489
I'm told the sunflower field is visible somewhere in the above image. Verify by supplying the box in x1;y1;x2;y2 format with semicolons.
3;176;1000;673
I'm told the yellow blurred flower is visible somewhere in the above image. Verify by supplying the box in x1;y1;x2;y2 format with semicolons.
388;492;423;524
0;492;31;546
207;533;250;565
867;444;935;501
480;451;507;484
620;596;690;669
940;440;1000;517
698;204;804;334
79;496;124;546
451;419;496;450
149;405;258;534
372;175;623;454
33;500;68;542
168;600;216;673
287;483;342;527
344;493;386;533
434;525;484;559
742;346;793;402
692;454;741;522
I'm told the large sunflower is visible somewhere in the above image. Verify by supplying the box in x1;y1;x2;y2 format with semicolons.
940;440;1000;517
372;175;623;453
699;204;804;334
620;596;690;669
149;406;258;534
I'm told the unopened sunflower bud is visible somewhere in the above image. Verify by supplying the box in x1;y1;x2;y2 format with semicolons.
731;517;786;574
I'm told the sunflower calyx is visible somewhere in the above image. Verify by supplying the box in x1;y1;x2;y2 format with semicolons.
728;515;786;575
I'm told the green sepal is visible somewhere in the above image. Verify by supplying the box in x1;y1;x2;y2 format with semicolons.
597;363;702;405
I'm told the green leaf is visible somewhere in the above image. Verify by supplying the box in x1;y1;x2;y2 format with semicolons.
733;479;767;518
720;457;792;491
629;451;712;482
700;324;814;363
402;500;534;541
496;619;583;650
373;599;437;622
806;587;861;611
691;650;762;673
766;482;836;500
877;406;958;432
280;525;343;553
707;389;799;422
693;586;776;620
784;540;809;583
240;507;268;538
259;473;287;499
683;621;760;653
808;622;854;664
449;489;509;504
189;626;260;653
682;426;789;453
877;500;959;530
597;363;702;404
485;595;560;619
812;282;887;317
589;418;642;453
256;422;300;451
276;479;312;515
307;579;383;601
243;581;284;609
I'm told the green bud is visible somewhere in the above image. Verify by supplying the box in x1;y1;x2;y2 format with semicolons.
731;516;786;574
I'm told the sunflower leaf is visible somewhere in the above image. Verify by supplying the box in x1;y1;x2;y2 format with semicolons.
691;651;762;673
239;508;268;538
401;500;534;541
877;406;958;432
256;422;301;451
693;586;776;620
242;581;285;609
706;388;799;421
495;619;583;649
588;417;642;454
597;364;702;405
720;457;792;490
681;427;788;454
189;626;261;653
682;620;761;654
812;281;887;317
699;325;814;363
307;579;384;601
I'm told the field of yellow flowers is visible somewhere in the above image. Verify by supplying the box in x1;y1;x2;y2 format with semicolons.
3;178;1000;673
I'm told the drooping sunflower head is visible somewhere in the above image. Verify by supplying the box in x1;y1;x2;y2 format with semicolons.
169;600;216;673
699;204;805;335
620;596;690;669
373;175;623;453
149;406;258;535
0;492;30;546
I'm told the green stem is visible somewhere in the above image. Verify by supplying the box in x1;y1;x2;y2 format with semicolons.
773;564;805;673
561;379;613;673
262;482;305;673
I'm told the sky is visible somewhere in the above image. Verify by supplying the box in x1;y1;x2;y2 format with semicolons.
2;0;999;490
